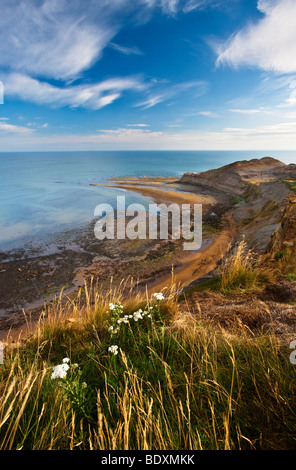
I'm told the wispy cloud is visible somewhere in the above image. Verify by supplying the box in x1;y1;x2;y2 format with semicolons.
4;73;146;110
216;0;296;74
0;122;33;134
96;127;162;140
142;0;224;15
109;42;143;56
0;0;121;81
136;80;208;109
230;108;274;115
3;121;296;151
197;111;220;117
27;122;49;129
0;0;223;84
127;123;150;126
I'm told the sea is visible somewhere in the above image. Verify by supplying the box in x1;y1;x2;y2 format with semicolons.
0;150;295;253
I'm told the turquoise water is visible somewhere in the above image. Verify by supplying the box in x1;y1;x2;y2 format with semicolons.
0;150;295;251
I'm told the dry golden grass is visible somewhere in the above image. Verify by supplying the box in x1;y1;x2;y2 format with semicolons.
218;239;275;294
0;274;296;450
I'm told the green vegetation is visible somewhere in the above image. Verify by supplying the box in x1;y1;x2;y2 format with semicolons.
202;222;219;234
231;196;244;205
240;200;280;228
276;247;296;279
217;240;274;295
283;179;296;192
0;242;294;450
275;250;287;261
243;185;262;201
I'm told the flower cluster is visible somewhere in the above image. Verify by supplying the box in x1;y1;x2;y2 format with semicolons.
108;345;119;355
51;357;71;380
108;307;153;334
106;294;165;357
132;309;152;322
107;301;123;314
153;292;164;301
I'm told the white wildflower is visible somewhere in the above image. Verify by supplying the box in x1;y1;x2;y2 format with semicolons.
108;326;114;332
108;345;119;355
133;310;143;321
109;303;115;310
51;363;70;380
62;357;70;364
153;292;164;301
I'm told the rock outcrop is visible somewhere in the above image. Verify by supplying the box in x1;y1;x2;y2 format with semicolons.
179;156;296;254
179;157;292;197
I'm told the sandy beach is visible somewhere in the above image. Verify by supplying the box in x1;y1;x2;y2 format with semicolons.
0;175;233;341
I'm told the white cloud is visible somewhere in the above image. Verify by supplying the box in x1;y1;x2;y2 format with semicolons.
230;108;274;115
223;121;296;136
0;122;33;134
0;0;223;84
2;121;296;152
3;73;146;110
109;42;143;56
0;0;219;111
216;0;296;74
127;123;150;126
198;111;219;117
142;0;223;15
0;0;122;81
137;95;166;109
96;127;162;142
136;81;208;109
27;121;49;129
280;80;296;107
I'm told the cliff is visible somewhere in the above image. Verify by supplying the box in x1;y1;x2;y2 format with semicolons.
179;156;296;254
179;157;292;197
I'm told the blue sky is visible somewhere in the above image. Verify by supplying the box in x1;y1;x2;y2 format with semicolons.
1;0;296;151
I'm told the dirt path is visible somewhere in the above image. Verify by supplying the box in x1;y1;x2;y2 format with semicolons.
94;182;235;295
146;215;235;295
1;182;234;344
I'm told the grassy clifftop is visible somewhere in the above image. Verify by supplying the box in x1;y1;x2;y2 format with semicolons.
1;158;296;451
1;233;296;450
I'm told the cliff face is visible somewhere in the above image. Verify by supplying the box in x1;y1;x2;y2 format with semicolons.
267;196;296;254
179;157;296;254
179;157;289;197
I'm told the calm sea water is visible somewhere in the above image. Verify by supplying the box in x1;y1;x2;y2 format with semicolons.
0;150;295;252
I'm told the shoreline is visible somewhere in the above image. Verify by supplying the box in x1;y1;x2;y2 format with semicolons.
92;180;235;293
0;176;233;343
90;181;217;207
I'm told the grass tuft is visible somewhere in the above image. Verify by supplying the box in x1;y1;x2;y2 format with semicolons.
0;275;296;450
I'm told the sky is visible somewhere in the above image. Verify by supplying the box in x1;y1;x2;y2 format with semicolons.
1;0;296;151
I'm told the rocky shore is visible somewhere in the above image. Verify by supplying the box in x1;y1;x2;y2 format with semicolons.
1;156;295;340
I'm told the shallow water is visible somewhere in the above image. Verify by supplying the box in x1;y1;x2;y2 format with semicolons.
0;150;295;251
